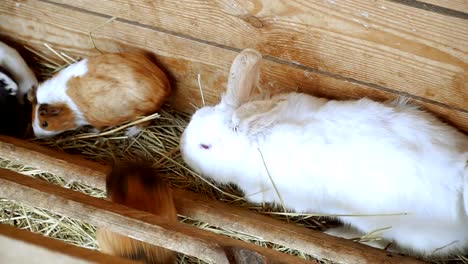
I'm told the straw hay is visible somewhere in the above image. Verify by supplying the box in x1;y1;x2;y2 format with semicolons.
0;44;466;264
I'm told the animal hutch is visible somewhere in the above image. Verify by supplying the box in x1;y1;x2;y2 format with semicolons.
0;0;466;263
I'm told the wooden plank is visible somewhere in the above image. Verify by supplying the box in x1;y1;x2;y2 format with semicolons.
415;0;468;14
0;224;139;264
0;169;325;264
0;135;427;264
45;0;468;111
1;0;467;132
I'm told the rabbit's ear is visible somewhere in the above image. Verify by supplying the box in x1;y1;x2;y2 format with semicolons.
221;49;262;110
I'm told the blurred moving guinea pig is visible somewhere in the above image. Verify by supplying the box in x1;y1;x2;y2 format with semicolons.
96;161;178;264
97;162;270;264
0;41;38;103
31;52;171;138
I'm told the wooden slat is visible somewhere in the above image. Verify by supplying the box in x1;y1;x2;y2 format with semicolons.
0;135;426;264
0;168;323;264
46;0;468;111
416;0;468;13
0;224;139;264
1;0;466;132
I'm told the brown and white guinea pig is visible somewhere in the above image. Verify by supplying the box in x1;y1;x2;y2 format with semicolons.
96;161;178;264
31;52;171;138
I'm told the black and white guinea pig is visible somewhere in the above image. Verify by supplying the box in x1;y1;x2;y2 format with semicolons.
0;66;18;95
30;52;172;138
0;67;31;138
0;41;38;103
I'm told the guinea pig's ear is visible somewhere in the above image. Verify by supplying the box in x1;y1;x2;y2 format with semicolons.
38;104;62;116
27;84;37;103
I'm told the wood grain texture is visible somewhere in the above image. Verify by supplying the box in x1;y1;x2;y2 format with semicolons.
0;135;426;264
1;0;467;132
47;0;468;111
0;169;323;264
0;224;139;264
417;0;468;13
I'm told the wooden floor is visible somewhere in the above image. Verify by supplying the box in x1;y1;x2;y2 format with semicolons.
0;0;466;132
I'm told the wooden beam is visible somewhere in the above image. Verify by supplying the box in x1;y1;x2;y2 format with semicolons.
0;224;139;264
0;137;108;188
0;168;320;264
46;0;468;111
0;135;426;264
1;0;466;132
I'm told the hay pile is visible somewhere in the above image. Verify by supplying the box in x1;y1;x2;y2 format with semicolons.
0;44;466;264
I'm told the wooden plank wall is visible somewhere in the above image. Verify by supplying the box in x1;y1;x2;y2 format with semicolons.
0;0;466;132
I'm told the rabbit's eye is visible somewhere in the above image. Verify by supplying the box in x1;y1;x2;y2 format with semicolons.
42;121;48;128
200;144;211;150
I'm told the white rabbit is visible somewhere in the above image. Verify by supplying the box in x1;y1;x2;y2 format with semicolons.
180;49;468;257
0;41;38;103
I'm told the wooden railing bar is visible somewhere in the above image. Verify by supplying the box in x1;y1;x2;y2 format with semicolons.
0;223;139;264
0;168;315;264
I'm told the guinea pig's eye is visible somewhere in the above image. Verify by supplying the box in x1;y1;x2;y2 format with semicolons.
199;144;211;150
41;121;48;128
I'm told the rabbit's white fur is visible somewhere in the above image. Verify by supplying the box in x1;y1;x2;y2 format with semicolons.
0;41;38;103
180;49;468;257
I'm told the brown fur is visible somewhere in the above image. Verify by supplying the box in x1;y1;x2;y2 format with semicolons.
33;103;77;131
96;162;177;264
66;52;171;130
